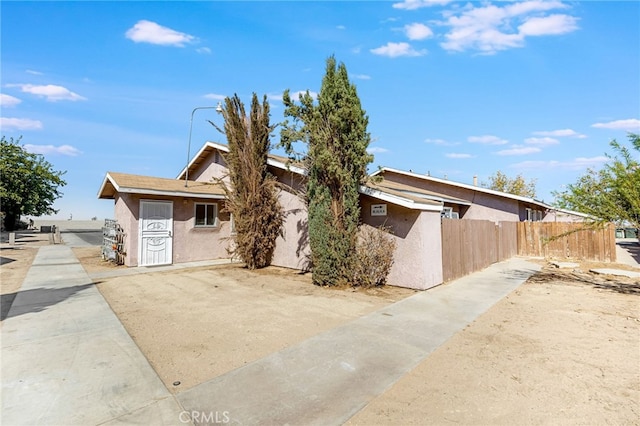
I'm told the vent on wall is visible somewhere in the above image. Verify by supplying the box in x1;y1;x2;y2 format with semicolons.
441;207;459;219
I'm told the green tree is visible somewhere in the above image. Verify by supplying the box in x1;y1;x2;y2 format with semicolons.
211;94;284;269
0;136;66;231
280;56;373;286
484;171;537;198
554;133;640;228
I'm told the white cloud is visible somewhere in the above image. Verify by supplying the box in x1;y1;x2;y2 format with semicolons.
288;90;318;101
0;94;21;107
196;47;211;54
367;147;389;153
370;42;427;58
24;144;82;156
26;69;44;75
203;93;226;101
591;118;640;132
393;0;452;10
495;146;541;156
532;128;586;138
511;156;608;171
524;137;559;146
0;117;43;131
446;153;473;158
439;1;579;54
8;84;86;102
468;135;508;145
337;25;346;30
518;14;579;36
125;20;196;47
404;23;434;40
353;74;371;80
425;138;459;146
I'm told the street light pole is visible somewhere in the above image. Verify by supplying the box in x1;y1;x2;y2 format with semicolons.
185;103;223;187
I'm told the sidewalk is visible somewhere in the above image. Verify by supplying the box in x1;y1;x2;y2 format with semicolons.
176;257;540;425
1;245;184;425
1;241;540;425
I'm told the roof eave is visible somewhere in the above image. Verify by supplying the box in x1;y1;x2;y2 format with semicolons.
359;185;443;212
376;167;551;209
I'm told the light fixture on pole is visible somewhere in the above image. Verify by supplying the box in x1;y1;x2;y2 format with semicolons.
185;102;223;187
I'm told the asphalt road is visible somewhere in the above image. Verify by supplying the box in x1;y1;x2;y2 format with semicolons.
62;230;103;246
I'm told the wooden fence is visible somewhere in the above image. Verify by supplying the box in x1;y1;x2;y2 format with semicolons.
441;219;518;282
517;222;616;262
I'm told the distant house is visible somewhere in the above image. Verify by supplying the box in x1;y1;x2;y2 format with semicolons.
99;142;586;290
370;167;588;223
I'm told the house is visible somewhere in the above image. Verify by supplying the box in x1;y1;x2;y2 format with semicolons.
370;167;587;223
98;142;586;290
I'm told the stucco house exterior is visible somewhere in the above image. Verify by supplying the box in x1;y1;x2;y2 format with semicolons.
98;141;585;290
370;167;588;223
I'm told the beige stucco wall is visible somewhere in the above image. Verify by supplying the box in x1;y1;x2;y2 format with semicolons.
542;210;586;222
190;152;229;184
113;193;231;267
382;172;523;222
360;195;444;290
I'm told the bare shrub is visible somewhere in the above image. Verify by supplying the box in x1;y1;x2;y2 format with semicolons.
352;225;397;288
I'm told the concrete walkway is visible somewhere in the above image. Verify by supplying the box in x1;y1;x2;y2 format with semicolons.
1;245;184;425
177;257;540;425
1;241;540;426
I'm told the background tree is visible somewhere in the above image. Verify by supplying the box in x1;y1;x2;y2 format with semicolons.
554;133;640;228
210;94;284;269
0;136;66;231
483;171;537;198
280;56;373;286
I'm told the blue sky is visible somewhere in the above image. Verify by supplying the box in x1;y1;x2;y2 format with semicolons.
1;0;639;220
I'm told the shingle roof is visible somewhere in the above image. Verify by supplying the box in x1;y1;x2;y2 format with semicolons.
98;172;226;199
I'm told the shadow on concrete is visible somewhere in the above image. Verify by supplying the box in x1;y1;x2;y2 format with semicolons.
617;241;640;264
1;283;95;321
0;256;16;266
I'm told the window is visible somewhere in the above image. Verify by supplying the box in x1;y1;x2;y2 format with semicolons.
195;203;218;227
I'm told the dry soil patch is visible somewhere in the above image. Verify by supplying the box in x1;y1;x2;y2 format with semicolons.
347;264;639;425
96;264;416;393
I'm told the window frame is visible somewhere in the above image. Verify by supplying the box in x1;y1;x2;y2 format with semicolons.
194;203;219;228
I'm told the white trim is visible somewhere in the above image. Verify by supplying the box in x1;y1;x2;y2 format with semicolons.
118;186;225;199
391;188;472;206
101;173;225;200
372;167;552;209
266;158;307;176
359;185;443;212
138;200;173;266
178;141;307;179
194;202;219;227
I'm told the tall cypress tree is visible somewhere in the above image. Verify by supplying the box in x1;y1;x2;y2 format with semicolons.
281;56;372;286
214;93;283;269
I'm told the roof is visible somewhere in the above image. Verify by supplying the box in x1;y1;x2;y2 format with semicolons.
177;141;306;180
368;178;470;206
372;167;553;210
361;178;444;212
98;172;226;200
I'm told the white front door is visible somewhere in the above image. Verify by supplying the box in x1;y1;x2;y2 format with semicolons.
139;200;173;266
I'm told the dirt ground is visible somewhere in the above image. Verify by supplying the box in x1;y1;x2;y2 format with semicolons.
95;260;416;393
2;238;638;423
348;266;640;425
